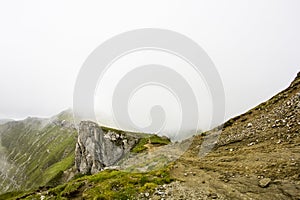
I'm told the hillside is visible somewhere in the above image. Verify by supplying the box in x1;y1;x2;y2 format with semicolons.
0;111;77;193
1;72;299;200
165;72;300;199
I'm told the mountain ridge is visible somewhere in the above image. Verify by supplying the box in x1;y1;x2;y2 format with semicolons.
0;72;299;199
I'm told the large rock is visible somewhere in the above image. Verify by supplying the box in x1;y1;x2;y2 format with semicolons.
259;178;271;188
75;121;139;174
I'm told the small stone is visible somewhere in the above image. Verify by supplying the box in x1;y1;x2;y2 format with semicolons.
259;178;271;188
247;123;253;128
248;142;255;146
184;173;188;176
210;193;218;199
145;192;150;197
277;139;282;144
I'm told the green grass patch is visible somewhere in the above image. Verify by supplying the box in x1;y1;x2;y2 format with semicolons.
43;165;174;200
0;191;27;200
43;154;75;186
131;135;170;153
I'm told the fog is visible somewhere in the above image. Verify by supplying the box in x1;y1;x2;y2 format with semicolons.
0;0;299;133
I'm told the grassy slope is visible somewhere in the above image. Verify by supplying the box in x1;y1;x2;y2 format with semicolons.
2;164;174;200
0;111;77;194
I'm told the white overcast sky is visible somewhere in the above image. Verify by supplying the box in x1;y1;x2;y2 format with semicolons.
0;1;299;129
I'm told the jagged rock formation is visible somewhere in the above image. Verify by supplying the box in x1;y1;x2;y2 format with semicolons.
75;121;139;174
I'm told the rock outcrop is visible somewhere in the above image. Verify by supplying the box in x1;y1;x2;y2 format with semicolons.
75;121;139;174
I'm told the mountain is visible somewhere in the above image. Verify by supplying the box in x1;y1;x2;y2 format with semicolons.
1;72;299;199
0;110;77;193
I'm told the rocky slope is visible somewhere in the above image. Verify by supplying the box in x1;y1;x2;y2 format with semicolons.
160;72;300;199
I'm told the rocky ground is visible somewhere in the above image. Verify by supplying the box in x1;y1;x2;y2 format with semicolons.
147;72;300;199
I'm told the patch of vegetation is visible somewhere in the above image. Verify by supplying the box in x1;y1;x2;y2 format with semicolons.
100;126;124;135
131;135;171;153
46;164;174;200
61;181;85;197
3;164;174;199
0;191;27;200
43;154;75;187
